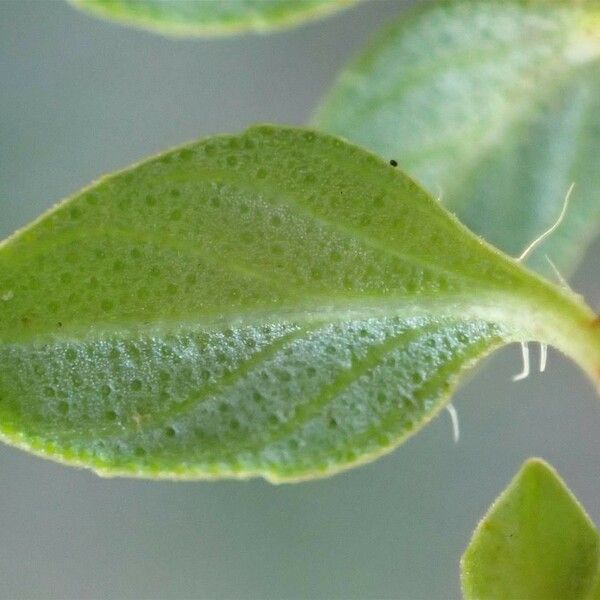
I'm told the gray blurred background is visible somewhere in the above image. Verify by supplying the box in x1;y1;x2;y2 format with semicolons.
1;1;599;598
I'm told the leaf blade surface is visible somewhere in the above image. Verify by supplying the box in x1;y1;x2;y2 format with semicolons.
0;126;598;481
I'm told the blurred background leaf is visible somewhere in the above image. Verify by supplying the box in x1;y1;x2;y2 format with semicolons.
69;0;361;36
316;0;600;278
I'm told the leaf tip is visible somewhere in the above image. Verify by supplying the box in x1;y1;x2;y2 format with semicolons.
462;458;600;600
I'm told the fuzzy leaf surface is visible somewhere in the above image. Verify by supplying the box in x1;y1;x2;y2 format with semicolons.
316;0;600;276
0;126;598;481
69;0;358;36
461;459;600;599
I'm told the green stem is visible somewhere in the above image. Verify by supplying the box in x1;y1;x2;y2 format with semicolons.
525;283;600;393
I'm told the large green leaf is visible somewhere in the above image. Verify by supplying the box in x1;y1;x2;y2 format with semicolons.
315;0;600;276
0;126;598;481
461;459;600;599
68;0;358;36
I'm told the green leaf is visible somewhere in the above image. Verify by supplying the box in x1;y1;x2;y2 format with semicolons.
461;458;600;600
315;0;600;277
68;0;359;36
0;126;598;481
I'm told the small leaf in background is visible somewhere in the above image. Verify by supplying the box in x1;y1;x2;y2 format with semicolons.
461;458;600;600
315;0;600;277
68;0;359;36
0;126;598;481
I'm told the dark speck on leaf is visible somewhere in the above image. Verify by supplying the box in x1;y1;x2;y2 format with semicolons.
390;159;398;167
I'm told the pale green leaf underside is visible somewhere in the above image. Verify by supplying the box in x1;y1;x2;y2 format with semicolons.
0;126;597;481
68;0;358;36
315;0;600;277
461;459;600;600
